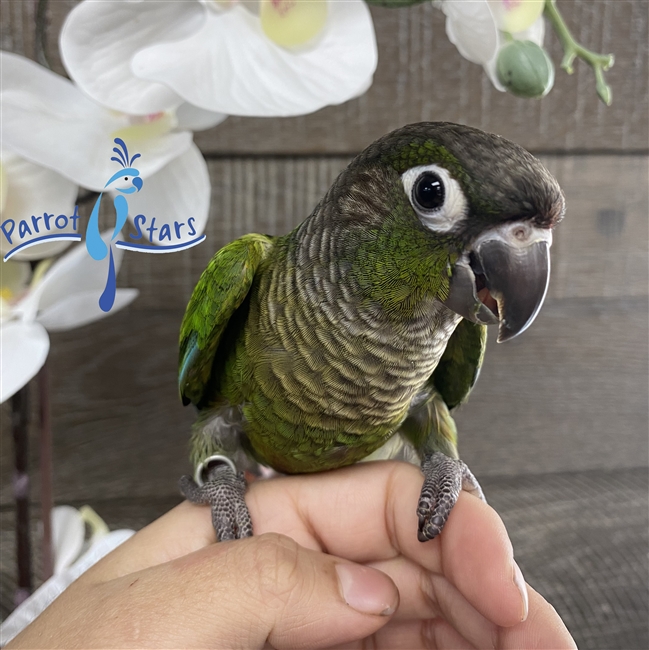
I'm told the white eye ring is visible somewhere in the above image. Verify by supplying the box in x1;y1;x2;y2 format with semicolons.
401;164;468;233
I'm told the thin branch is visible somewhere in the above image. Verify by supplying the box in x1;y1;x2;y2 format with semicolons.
544;0;614;105
39;363;54;581
11;386;32;608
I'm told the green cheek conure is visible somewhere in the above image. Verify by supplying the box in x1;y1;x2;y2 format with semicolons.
178;122;565;542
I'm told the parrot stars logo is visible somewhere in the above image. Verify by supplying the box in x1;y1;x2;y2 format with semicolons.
86;138;204;311
0;137;206;312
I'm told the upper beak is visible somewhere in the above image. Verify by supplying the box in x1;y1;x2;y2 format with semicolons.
442;222;552;342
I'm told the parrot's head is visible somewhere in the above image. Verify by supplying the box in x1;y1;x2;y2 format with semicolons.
104;167;143;194
332;122;565;342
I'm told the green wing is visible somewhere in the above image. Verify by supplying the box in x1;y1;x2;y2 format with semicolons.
400;319;487;458
179;233;274;407
432;319;487;410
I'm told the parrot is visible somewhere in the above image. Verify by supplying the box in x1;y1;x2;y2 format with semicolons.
178;122;565;543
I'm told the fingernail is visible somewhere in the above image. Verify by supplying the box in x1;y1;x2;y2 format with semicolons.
335;563;398;616
513;561;529;622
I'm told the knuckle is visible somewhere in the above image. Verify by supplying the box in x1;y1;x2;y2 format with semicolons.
247;533;303;602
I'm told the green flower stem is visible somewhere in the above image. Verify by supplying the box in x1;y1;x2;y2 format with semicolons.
544;0;614;105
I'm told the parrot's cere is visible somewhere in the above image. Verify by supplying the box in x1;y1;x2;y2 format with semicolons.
178;122;565;542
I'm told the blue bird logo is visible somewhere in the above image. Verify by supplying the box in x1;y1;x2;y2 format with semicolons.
86;138;143;311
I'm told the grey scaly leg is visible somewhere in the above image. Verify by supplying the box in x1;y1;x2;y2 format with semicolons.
417;451;486;542
179;463;253;541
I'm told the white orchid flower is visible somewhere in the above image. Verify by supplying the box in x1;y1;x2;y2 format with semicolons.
51;505;113;575
440;0;546;91
0;151;79;262
0;232;138;403
59;0;377;118
0;52;214;245
0;506;134;646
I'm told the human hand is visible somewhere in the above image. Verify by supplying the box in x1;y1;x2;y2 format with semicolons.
7;462;576;649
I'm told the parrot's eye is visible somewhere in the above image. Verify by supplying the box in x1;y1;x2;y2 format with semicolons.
413;172;445;211
401;164;468;234
124;177;128;181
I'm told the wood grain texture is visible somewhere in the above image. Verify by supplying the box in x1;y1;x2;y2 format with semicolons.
109;154;649;310
1;0;647;153
457;297;649;478
0;295;646;506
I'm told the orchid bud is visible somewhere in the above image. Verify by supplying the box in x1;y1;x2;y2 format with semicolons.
496;40;555;98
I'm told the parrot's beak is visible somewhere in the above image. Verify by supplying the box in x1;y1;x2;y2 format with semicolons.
443;222;552;342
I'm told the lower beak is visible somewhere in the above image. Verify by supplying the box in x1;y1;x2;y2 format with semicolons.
442;222;552;342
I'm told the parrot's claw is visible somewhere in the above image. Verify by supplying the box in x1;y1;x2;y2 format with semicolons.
417;451;486;542
179;464;252;541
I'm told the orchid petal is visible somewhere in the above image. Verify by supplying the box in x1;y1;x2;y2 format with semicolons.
260;0;328;48
1;259;31;298
0;529;135;646
175;103;228;132
484;49;507;92
132;1;377;117
442;0;500;66
0;158;7;214
37;289;138;332
488;0;544;34
60;0;204;115
0;52;191;191
0;152;78;261
0;320;49;403
15;231;124;321
51;506;85;575
122;143;210;243
515;14;546;46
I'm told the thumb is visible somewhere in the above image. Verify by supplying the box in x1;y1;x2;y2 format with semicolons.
100;532;398;649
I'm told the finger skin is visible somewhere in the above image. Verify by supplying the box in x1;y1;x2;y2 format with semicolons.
329;619;476;650
247;462;526;628
8;533;398;650
91;462;548;630
10;463;575;650
366;554;496;648
81;500;216;584
496;587;577;650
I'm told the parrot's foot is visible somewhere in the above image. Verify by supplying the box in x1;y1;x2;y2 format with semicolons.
179;463;252;542
417;451;486;542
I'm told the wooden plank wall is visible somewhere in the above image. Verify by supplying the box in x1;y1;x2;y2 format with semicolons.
1;0;648;153
0;0;647;532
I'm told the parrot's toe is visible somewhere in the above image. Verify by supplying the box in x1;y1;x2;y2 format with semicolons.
417;451;486;542
179;464;252;542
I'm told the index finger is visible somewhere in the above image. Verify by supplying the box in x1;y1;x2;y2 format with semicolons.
82;500;215;583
